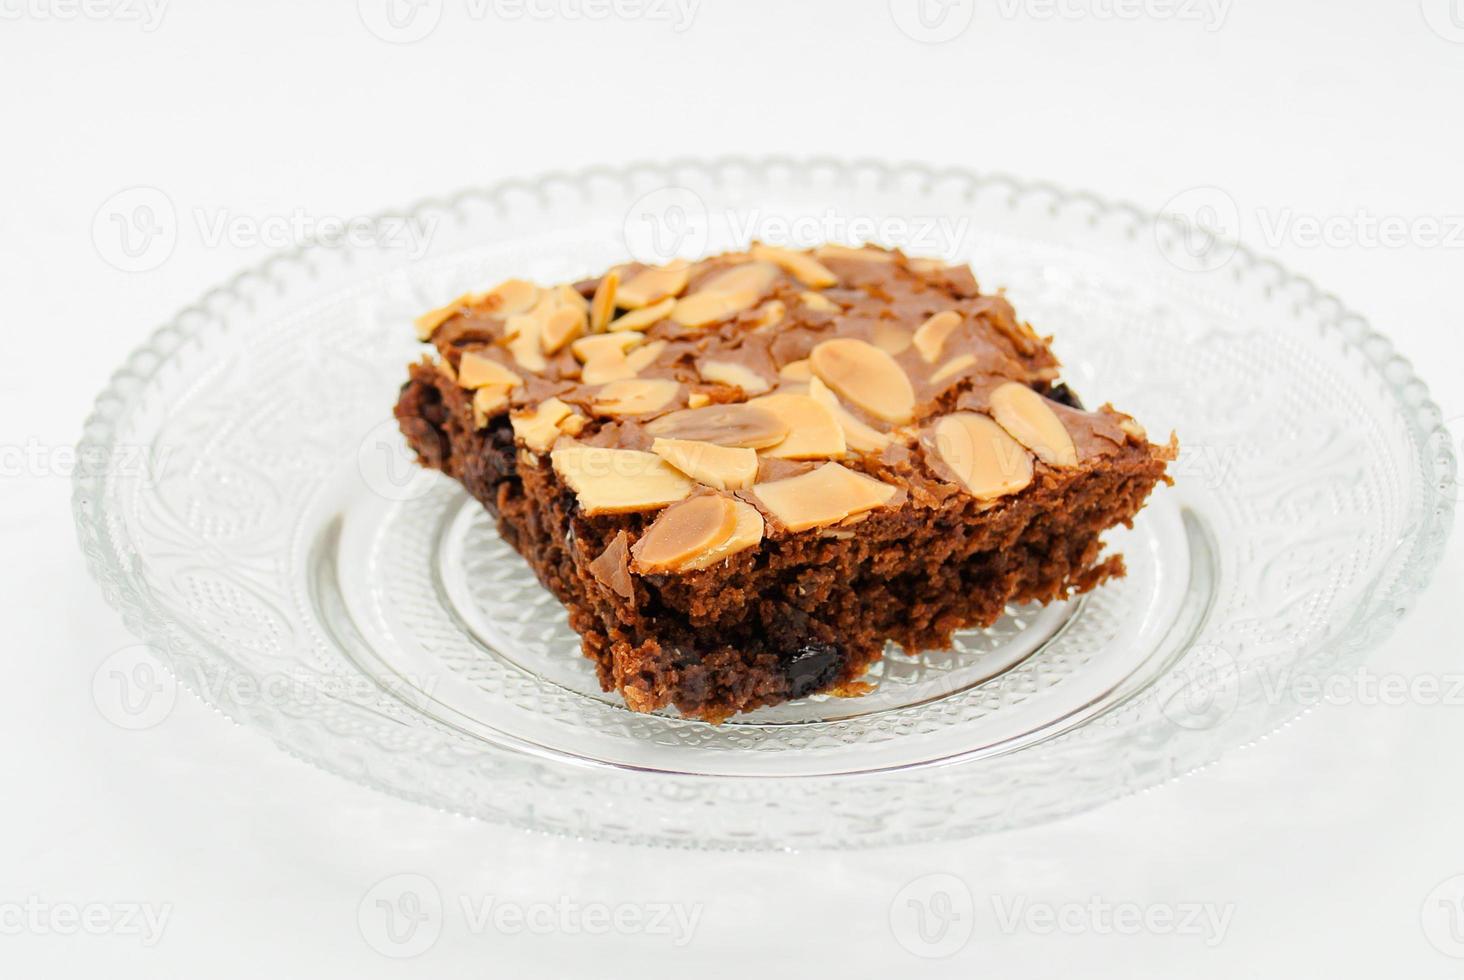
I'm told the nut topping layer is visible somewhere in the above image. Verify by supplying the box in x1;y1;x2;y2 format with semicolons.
413;244;1160;576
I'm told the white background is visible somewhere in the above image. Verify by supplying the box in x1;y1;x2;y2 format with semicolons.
3;0;1463;975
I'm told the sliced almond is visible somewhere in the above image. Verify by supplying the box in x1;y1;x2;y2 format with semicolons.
436;356;457;383
871;321;912;355
930;412;1034;500
550;444;694;515
541;305;588;355
1118;417;1148;442
670;287;762;328
988;382;1079;467
687;392;711;409
480;279;541;317
472;384;513;429
814;244;895;264
414;298;465;341
930;353;977;385
749;393;846;459
554;283;589;311
616;263;689;309
748;300;787;331
571;331;643;363
608;297;675;332
581;349;636;385
779;359;812;381
457;351;523;390
751;244;838;288
504;313;546;372
677;500;764;571
651;438;759;491
808;376;890;454
624;339;667;373
913;310;963;363
592;378;681;416
590;271;619;333
631;494;738;573
698;359;771;395
809;338;916;424
645;403;790;449
751;462;899;532
511;397;575;453
800;291;839;313
699;260;780;297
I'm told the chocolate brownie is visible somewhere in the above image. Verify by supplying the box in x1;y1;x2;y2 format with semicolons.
395;245;1176;722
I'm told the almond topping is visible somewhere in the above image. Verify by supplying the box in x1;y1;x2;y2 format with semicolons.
800;291;839;313
687;392;711;409
779;359;812;381
571;330;642;363
590;271;619;333
414;298;465;341
1118;417;1148;442
699;260;780;297
871;321;912;355
748;300;786;331
814;244;896;264
511;397;576;453
651;438;759;491
554;283;589;312
749;393;846;459
645;403;790;449
541;305;588;355
624;339;667;373
616;263;689;309
929;412;1034;500
631;494;738;573
592;378;681;416
670;287;762;328
580;350;636;386
550;444;694;515
809;338;916;424
930;353;977;385
751;462;898;532
504;313;547;372
472;385;513;428
677;500;765;571
751;244;838;288
480;278;541;317
913;310;963;363
457;351;523;389
809;376;890;453
608;297;675;332
988;382;1079;467
698;359;771;395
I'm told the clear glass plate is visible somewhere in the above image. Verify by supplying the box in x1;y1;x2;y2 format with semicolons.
74;159;1456;849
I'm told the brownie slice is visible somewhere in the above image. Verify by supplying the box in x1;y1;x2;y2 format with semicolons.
396;245;1175;722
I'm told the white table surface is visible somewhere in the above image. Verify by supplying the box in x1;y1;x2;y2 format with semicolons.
4;1;1462;975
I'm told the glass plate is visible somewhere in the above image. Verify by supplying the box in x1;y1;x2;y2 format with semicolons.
74;159;1456;849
